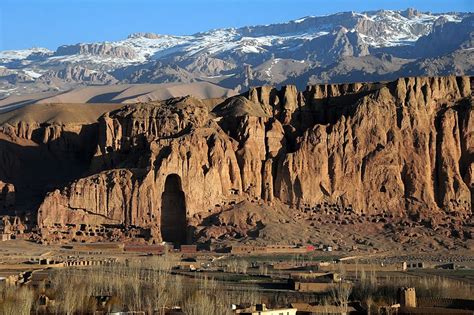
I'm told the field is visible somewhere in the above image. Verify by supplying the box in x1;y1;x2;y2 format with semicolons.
1;239;473;314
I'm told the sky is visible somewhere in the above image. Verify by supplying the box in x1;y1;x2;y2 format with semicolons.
0;0;472;51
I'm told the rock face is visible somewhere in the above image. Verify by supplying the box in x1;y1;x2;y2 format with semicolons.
414;15;474;57
0;105;120;216
39;65;118;84
0;68;35;84
32;76;473;243
55;43;137;59
0;215;27;236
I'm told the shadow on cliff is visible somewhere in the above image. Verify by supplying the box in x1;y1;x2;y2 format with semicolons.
0;124;99;214
218;86;378;154
433;98;473;210
295;86;379;129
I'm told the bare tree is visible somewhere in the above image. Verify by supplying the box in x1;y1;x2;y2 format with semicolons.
331;281;352;313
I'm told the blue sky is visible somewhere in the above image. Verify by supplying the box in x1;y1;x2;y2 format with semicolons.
0;0;472;51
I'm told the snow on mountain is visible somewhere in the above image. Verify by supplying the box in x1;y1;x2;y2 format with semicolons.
294;16;315;24
3;9;461;68
354;10;463;47
23;70;43;78
0;8;471;97
0;47;52;61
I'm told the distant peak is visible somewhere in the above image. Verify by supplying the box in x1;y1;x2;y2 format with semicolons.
401;8;421;18
128;32;161;39
292;16;315;24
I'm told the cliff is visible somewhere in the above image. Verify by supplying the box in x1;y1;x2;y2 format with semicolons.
1;76;471;245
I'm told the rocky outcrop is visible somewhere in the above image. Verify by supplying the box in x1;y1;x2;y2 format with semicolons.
55;43;137;59
38;97;244;241
182;55;237;76
39;65;117;84
0;215;26;235
272;77;472;221
0;68;35;84
296;29;370;66
34;76;473;243
124;62;195;84
414;16;474;57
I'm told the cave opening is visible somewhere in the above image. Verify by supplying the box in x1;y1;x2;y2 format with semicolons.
160;174;187;245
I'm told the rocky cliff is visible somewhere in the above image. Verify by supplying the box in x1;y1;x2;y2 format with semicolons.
55;43;137;60
39;65;118;85
28;75;472;244
0;103;122;217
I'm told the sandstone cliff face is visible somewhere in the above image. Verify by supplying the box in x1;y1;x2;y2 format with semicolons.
0;118;101;215
34;76;473;242
251;76;472;222
38;97;244;241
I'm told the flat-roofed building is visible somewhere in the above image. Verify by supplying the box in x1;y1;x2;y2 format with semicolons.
235;304;296;315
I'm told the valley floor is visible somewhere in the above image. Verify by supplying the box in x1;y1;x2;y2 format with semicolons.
0;239;473;314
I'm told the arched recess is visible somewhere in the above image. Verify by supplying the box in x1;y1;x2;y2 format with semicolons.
160;174;187;244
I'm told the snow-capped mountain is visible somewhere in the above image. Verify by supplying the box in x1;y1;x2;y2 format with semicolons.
0;8;472;98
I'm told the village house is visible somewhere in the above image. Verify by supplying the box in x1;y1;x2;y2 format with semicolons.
231;244;314;255
289;272;350;293
291;303;359;315
235;304;297;315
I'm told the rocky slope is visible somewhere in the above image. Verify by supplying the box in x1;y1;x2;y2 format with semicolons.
38;65;118;85
0;75;468;246
0;9;472;98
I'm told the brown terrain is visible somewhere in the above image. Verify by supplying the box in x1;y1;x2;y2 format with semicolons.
0;75;472;253
0;81;237;114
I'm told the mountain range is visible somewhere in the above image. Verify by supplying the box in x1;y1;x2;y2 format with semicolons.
0;8;473;100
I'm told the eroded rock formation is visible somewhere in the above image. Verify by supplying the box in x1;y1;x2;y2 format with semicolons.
2;76;470;244
55;43;137;59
